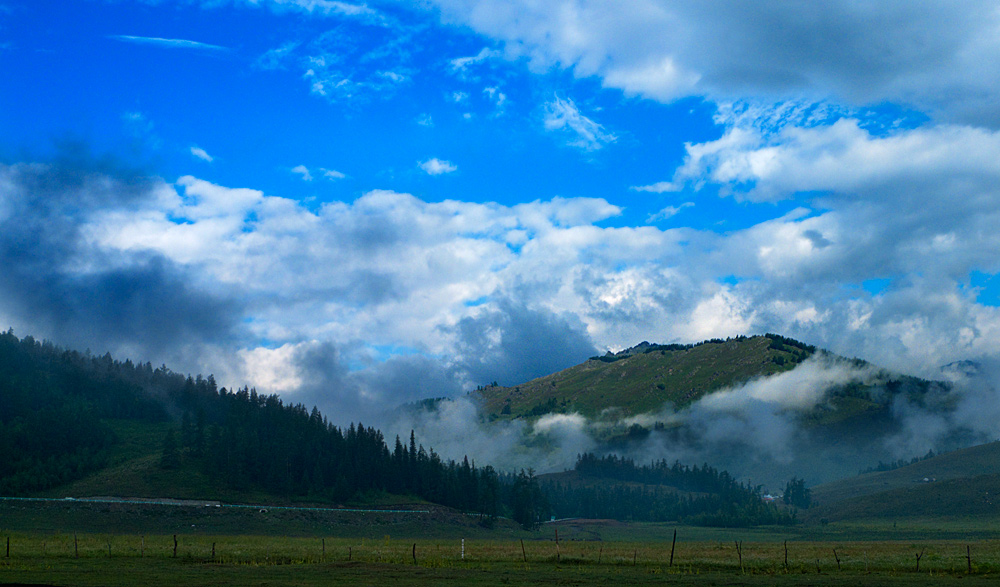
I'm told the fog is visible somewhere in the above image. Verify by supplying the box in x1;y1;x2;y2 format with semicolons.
388;354;1000;491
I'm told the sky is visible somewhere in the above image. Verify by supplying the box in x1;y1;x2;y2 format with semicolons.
4;0;1000;427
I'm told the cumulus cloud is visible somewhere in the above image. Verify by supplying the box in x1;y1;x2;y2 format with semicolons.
428;0;1000;126
419;158;457;175
0;151;241;367
450;299;598;386
321;168;346;180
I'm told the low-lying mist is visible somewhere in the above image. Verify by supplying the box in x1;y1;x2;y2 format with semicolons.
387;354;1000;491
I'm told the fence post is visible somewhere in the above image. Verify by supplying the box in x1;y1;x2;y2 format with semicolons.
173;534;178;558
735;541;743;574
669;529;677;567
520;539;526;563
967;545;972;574
74;533;79;559
412;543;417;565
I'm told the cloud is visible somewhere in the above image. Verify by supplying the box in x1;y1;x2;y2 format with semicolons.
483;86;507;115
321;168;346;180
217;0;380;22
427;0;1000;126
0;150;242;367
631;180;680;193
109;35;229;52
11;147;1000;473
419;158;457;175
190;146;214;162
450;299;598;386
449;47;501;72
291;165;313;181
543;95;616;151
266;0;378;19
122;111;160;150
647;202;693;222
255;41;301;70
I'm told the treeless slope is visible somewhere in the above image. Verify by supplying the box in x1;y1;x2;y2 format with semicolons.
477;335;811;420
805;441;1000;522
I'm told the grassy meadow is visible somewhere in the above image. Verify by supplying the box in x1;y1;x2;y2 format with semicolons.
2;530;1000;586
4;498;1000;587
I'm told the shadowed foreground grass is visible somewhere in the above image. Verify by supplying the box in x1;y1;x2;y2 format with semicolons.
2;533;1000;586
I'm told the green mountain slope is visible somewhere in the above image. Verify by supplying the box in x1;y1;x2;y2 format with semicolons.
475;334;937;432
478;335;816;420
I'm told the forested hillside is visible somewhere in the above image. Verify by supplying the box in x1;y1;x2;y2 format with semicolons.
0;330;170;494
0;330;800;529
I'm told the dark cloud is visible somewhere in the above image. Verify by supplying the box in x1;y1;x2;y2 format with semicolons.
451;299;598;386
0;150;242;361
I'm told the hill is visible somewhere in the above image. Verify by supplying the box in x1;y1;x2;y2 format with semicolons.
475;334;939;434
0;329;798;530
477;334;817;420
804;441;1000;523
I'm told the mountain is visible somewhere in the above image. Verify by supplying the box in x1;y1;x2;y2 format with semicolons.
475;333;938;430
477;335;817;420
467;333;974;490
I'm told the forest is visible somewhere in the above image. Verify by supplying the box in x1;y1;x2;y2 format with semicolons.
0;330;795;529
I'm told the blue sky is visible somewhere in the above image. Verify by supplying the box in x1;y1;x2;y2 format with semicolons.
4;0;1000;425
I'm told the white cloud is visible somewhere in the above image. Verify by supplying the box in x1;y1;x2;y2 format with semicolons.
235;0;380;21
631;181;680;193
255;41;300;70
483;86;507;115
109;35;229;52
321;168;346;180
291;165;314;181
646;202;693;222
190;146;214;162
449;47;501;72
419;158;458;175
427;0;1000;126
543;95;616;151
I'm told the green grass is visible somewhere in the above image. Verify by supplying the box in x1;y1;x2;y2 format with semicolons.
2;531;1000;586
805;441;1000;525
477;336;805;421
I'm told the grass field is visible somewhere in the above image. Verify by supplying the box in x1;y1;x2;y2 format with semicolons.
2;531;1000;586
4;498;1000;586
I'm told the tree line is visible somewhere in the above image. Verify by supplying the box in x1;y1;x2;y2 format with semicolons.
1;330;799;529
540;453;797;527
